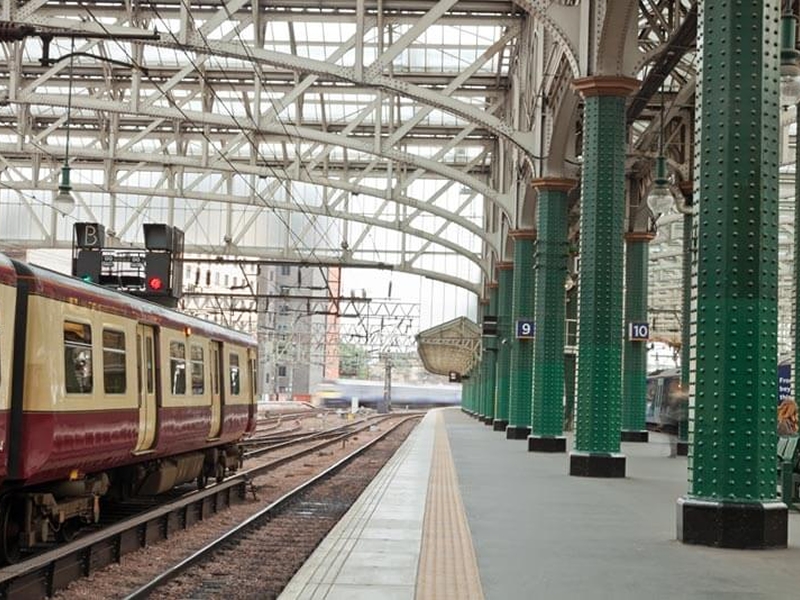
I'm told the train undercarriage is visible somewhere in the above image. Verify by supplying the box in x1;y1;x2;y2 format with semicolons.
0;444;242;564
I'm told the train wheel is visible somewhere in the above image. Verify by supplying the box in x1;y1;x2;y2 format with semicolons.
0;498;21;564
58;520;80;543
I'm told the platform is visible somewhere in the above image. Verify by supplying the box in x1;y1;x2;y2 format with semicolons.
279;408;800;599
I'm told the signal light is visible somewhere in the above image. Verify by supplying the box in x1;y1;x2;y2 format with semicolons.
81;274;94;283
147;276;164;291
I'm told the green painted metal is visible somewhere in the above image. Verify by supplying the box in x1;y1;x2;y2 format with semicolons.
621;235;651;434
680;209;693;444
495;265;513;422
564;286;577;430
508;233;536;429
531;187;569;436
689;0;779;502
483;285;499;421
574;92;628;454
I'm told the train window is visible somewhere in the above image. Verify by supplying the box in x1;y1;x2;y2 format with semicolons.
169;341;186;395
229;353;240;396
190;345;205;395
64;321;93;394
103;329;126;394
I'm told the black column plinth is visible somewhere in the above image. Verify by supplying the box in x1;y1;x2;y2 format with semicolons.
506;425;531;440
492;419;508;432
677;441;688;456
482;416;495;426
677;498;787;549
528;436;567;453
569;452;626;478
621;430;649;443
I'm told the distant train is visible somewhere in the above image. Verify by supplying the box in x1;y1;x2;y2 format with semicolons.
311;379;461;410
646;357;792;430
0;254;257;562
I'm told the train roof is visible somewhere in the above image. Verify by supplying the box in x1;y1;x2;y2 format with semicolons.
7;254;254;347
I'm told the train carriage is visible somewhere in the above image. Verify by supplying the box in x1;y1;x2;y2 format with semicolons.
0;256;257;562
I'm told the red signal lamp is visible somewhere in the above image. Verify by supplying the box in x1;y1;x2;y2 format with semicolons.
147;276;164;291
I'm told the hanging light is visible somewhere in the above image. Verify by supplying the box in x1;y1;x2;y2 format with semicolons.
781;5;800;106
54;42;76;216
646;88;675;217
53;162;74;214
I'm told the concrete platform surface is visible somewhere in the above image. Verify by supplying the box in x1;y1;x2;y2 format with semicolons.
281;408;800;599
446;409;800;600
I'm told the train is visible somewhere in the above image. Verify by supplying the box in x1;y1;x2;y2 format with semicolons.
646;357;792;430
0;254;257;562
311;378;461;410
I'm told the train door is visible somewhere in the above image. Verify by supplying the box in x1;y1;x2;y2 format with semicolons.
134;324;158;452
208;341;223;439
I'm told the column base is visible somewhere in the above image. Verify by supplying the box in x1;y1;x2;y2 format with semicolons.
621;430;649;443
677;441;689;456
528;435;567;453
569;452;626;478
492;419;508;432
482;416;495;426
506;425;531;440
677;498;787;549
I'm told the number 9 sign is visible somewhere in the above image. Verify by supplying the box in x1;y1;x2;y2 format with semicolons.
516;320;535;339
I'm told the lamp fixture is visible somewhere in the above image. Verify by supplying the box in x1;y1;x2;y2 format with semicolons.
646;88;675;217
53;163;75;215
780;6;800;106
54;40;76;215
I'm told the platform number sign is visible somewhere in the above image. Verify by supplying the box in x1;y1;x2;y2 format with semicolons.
628;322;650;342
515;320;535;339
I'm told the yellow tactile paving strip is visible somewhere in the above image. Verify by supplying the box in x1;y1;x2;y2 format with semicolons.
415;411;484;600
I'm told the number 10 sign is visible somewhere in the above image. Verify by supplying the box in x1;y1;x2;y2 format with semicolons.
628;322;650;341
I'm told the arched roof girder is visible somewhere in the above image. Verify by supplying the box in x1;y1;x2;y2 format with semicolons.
87;184;485;274
510;0;581;77
21;91;510;216
144;34;534;166
0;141;494;252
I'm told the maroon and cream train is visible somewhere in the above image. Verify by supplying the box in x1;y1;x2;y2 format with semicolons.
0;253;256;562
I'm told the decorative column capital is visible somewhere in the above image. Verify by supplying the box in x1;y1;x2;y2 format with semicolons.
508;228;537;241
487;282;499;289
624;231;656;243
496;261;513;271
531;178;578;193
572;76;640;98
479;297;490;306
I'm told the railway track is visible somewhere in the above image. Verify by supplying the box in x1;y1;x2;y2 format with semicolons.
123;415;420;599
0;414;420;599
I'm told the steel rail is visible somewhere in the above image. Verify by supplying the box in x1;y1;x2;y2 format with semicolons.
122;415;420;600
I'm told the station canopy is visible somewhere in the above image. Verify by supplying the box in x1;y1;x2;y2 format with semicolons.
416;316;481;377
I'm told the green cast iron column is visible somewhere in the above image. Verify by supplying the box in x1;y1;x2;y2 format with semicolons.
506;230;536;440
621;231;655;442
678;181;694;456
529;179;574;453
677;0;786;548
570;76;639;478
478;297;491;422
564;285;577;430
482;283;499;425
493;262;513;431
